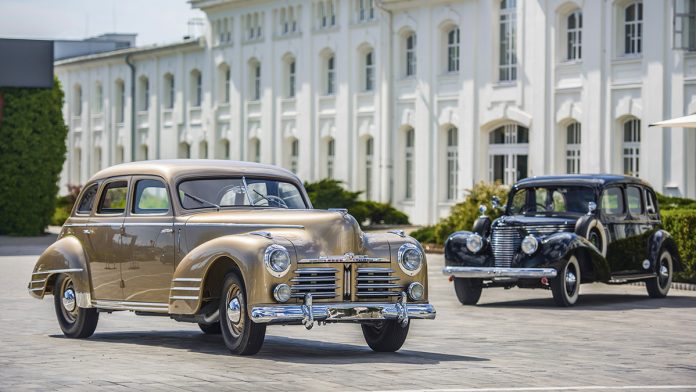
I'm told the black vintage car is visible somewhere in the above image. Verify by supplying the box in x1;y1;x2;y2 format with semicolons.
442;175;684;307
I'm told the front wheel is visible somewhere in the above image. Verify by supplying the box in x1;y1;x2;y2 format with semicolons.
361;319;410;352
219;272;266;355
646;250;673;298
551;256;581;307
453;278;483;305
53;274;99;338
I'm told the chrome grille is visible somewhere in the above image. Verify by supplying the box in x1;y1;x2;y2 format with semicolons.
356;267;401;298
290;267;339;299
491;224;575;268
525;224;575;236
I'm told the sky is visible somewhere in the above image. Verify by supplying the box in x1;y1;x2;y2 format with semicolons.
0;0;205;46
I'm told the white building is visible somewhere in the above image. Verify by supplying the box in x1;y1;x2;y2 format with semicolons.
56;0;696;225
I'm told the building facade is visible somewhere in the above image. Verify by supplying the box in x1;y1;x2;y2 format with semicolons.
56;0;696;225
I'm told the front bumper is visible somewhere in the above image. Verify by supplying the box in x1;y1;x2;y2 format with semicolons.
442;266;558;279
250;292;435;329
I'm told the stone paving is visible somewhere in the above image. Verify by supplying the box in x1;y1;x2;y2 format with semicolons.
1;239;695;391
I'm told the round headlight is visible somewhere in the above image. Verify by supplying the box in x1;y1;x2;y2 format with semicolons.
398;243;423;275
264;244;291;277
273;284;292;303
466;234;484;253
407;282;425;301
521;235;539;255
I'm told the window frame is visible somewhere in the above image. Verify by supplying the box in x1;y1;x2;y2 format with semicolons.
446;126;459;201
405;33;417;77
74;182;100;216
623;1;643;55
566;10;583;61
499;0;518;82
96;178;130;216
130;177;172;216
566;122;582;174
622;118;641;177
599;186;626;218
626;185;645;217
447;27;460;73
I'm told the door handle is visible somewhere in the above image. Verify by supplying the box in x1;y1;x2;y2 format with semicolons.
161;228;174;234
83;229;93;235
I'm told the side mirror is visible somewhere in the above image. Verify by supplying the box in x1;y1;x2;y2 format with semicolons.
478;204;488;217
491;196;501;210
587;201;597;215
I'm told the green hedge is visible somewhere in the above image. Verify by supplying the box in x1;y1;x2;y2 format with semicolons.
0;78;68;236
662;209;696;283
304;179;409;226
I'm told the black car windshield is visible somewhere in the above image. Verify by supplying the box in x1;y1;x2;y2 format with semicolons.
508;186;595;215
178;177;307;210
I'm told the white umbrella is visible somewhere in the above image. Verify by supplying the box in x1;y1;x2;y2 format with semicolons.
649;114;696;128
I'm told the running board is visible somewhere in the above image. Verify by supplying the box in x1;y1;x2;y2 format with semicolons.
608;273;656;284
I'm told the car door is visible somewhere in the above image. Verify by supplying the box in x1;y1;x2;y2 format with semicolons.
89;178;129;301
622;185;651;274
600;186;630;273
120;177;175;304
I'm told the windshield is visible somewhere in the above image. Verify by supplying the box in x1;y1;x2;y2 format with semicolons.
178;177;307;210
508;186;595;215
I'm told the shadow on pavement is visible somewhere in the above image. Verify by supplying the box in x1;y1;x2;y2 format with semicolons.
477;293;696;310
51;331;487;364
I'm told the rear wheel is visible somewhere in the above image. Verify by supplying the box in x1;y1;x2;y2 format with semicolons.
219;272;266;355
53;274;99;338
361;320;410;352
453;278;483;305
646;250;673;298
551;256;581;307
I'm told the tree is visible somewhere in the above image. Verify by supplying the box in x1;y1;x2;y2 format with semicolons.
0;77;69;235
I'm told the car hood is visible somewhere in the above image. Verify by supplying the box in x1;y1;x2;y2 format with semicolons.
492;215;579;229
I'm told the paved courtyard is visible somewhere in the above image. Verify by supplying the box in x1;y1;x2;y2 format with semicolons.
1;236;695;391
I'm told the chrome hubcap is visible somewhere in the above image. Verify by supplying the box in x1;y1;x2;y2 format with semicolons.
62;288;76;312
566;271;577;285
227;297;241;324
660;265;669;278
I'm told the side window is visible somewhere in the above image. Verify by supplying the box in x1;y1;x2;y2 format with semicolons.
76;184;98;215
98;181;128;214
626;186;643;215
551;190;566;212
133;179;170;214
645;188;658;215
510;190;527;214
534;188;548;211
600;187;625;216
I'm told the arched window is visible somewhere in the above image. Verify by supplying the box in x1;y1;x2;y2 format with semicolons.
93;83;103;114
287;58;296;98
489;123;528;184
115;80;125;123
566;122;581;174
566;10;582;61
290;139;299;173
623;118;641;177
446;126;459;200
218;139;230;159
139;76;149;111
163;74;175;109
199;141;208;159
191;70;202;107
358;0;375;22
250;138;261;162
250;61;261;100
179;142;191;159
326;138;335;179
365;50;375;91
73;84;82;116
405;128;415;200
447;27;460;73
326;54;336;95
220;65;231;104
405;33;417;77
624;1;643;55
499;0;517;81
365;137;374;200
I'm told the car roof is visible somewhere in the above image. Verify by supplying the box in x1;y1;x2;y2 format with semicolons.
88;159;300;185
514;174;654;189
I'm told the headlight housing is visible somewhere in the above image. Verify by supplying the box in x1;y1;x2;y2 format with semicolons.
264;244;291;277
398;243;423;275
466;234;484;253
407;282;425;301
520;235;539;255
273;283;292;303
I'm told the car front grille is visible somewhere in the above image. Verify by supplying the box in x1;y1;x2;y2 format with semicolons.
355;267;401;298
289;263;402;302
290;267;339;299
491;224;574;268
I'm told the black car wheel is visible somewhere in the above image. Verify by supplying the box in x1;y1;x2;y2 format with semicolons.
361;319;410;352
453;278;483;305
551;256;581;307
646;250;673;298
219;272;266;355
53;274;99;338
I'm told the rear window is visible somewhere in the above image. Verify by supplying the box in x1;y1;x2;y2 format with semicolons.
601;187;625;216
98;181;128;214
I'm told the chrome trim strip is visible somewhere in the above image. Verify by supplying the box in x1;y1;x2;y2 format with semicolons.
93;300;169;313
33;268;84;275
29;287;44;292
356;267;393;273
172;277;202;282
171;287;200;291
169;295;199;301
250;302;436;323
442;266;558;278
299;254;388;263
64;223;122;228
30;279;47;284
175;222;304;229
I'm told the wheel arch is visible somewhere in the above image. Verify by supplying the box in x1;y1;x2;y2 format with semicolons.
649;230;684;272
530;232;611;282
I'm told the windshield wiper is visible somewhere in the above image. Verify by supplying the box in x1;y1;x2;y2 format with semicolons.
181;191;220;211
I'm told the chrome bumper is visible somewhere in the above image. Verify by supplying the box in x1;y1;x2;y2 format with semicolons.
250;292;435;329
442;266;558;278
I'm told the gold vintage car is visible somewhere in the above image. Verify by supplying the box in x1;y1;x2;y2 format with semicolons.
28;160;435;354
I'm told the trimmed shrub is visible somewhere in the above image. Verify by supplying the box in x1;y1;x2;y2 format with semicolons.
304;179;409;226
661;209;696;283
657;193;696;210
0;78;68;236
50;185;81;226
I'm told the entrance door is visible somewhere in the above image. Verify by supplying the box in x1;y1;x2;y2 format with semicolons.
120;177;175;304
488;124;529;185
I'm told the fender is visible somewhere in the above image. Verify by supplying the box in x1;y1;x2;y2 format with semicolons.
169;233;294;315
523;232;611;282
472;216;492;237
574;215;608;257
648;229;684;272
28;236;93;308
444;231;492;267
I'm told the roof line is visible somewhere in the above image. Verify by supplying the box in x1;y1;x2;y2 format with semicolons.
54;38;203;66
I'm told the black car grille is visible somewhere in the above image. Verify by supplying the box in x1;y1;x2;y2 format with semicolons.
491;224;575;268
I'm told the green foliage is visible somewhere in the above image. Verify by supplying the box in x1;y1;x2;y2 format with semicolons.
657;193;696;210
304;179;410;226
412;182;509;245
661;209;696;283
0;78;69;235
50;185;81;226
